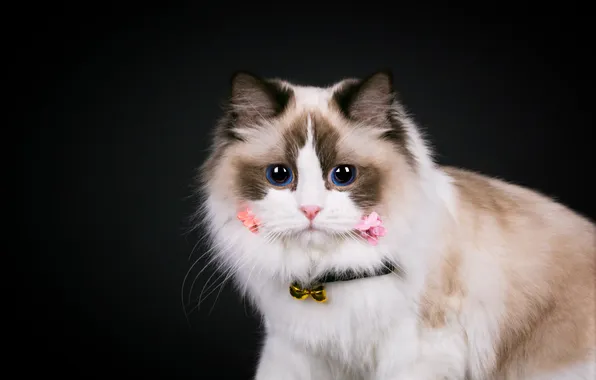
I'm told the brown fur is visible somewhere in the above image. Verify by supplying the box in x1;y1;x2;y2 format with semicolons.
236;161;270;200
283;116;308;167
420;248;467;329
232;125;307;200
311;113;340;182
429;167;596;378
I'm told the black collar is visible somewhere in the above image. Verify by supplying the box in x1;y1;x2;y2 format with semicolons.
295;260;399;289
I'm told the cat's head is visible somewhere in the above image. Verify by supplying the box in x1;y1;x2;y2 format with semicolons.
198;70;435;280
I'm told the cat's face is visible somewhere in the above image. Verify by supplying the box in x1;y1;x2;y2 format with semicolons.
200;71;418;254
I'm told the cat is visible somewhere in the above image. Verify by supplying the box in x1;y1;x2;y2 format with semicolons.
195;70;596;380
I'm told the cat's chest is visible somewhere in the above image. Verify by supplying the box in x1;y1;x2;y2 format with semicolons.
254;276;416;369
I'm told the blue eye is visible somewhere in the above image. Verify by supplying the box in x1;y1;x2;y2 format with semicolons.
330;165;356;186
266;164;293;186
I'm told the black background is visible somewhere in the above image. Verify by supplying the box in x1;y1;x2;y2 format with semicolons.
19;3;594;379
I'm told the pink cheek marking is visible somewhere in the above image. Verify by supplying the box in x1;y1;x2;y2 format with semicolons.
237;208;260;234
354;212;386;245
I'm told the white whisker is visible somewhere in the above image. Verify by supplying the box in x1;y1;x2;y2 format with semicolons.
196;253;245;309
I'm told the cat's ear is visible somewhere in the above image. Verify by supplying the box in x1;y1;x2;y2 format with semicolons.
332;70;395;124
229;71;293;124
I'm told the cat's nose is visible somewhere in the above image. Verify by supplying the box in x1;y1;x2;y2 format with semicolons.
300;205;321;221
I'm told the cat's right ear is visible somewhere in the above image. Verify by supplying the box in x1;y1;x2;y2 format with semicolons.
332;70;395;126
228;71;293;126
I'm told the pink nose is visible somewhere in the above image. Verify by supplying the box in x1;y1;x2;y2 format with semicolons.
300;205;321;221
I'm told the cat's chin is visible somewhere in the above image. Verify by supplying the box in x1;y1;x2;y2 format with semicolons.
286;226;355;249
296;228;332;247
260;222;357;248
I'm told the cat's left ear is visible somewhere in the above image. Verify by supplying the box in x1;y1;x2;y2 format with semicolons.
332;70;396;126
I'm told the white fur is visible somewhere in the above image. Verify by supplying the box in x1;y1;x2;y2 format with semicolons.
200;83;592;379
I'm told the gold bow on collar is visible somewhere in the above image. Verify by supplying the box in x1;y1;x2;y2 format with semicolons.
289;283;327;303
287;261;398;304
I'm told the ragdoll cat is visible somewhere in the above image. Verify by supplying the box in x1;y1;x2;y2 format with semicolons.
196;70;596;380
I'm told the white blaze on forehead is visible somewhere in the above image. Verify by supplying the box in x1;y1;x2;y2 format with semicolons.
307;113;313;139
292;86;332;112
295;113;326;206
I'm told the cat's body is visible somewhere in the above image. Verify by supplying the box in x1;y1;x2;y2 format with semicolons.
197;71;596;379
